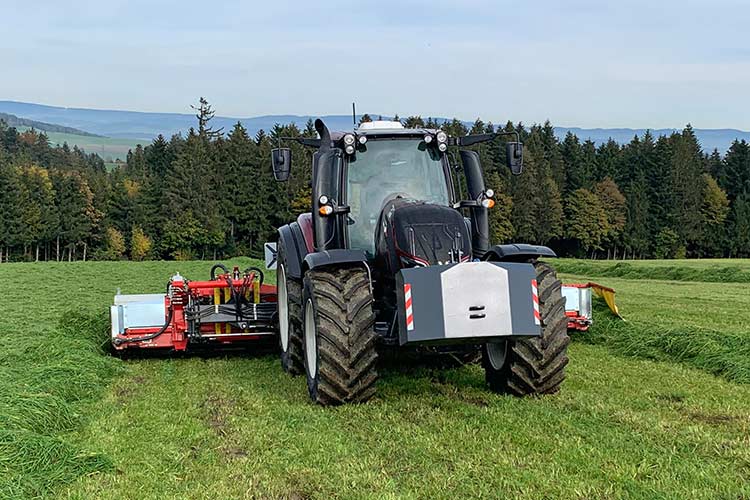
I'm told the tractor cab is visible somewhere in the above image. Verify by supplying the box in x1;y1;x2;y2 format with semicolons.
341;122;454;256
271;119;518;261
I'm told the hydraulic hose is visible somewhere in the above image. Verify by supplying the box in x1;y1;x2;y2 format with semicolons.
243;267;264;287
113;306;174;345
210;263;230;280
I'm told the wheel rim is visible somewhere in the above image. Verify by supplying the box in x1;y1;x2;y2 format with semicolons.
487;341;507;370
304;299;317;378
278;264;289;352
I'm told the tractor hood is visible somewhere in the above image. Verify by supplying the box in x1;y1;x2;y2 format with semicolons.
375;198;471;271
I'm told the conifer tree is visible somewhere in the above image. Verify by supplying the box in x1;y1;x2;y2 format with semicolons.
0;162;23;260
510;130;563;244
164;129;223;257
560;132;582;195
730;192;750;257
403;116;425;128
669;126;705;254
192;97;223;139
722;140;750;201
18;165;57;260
52;171;101;261
594;139;621;181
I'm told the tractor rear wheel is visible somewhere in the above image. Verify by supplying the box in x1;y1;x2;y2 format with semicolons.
302;267;378;405
278;244;304;375
483;261;569;396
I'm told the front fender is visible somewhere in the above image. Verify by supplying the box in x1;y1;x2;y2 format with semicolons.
482;244;557;262
278;223;307;279
303;249;369;273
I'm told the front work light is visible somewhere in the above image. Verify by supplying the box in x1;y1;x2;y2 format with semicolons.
424;135;433;144
438;143;448;152
344;134;355;145
436;131;448;143
345;145;355;155
358;135;367;144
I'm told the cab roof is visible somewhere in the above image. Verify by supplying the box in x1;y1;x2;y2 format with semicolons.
330;121;440;140
357;120;404;131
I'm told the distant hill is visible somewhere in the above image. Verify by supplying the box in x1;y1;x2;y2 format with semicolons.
2;100;749;154
555;127;750;155
0;101;366;141
0;111;99;137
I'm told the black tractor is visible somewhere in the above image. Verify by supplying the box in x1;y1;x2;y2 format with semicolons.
271;119;568;405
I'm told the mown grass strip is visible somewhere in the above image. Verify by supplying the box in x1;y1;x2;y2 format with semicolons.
0;311;121;499
555;259;750;283
579;307;750;384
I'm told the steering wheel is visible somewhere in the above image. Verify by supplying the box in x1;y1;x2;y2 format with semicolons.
381;192;413;205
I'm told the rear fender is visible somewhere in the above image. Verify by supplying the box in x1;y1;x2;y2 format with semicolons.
482;244;556;263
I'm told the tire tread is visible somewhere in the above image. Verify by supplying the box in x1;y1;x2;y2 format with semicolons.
305;267;378;405
483;261;569;396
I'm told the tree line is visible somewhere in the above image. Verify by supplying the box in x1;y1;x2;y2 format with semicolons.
0;101;748;262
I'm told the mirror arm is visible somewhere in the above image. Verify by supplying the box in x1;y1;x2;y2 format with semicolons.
452;190;491;209
452;200;481;209
456;130;520;147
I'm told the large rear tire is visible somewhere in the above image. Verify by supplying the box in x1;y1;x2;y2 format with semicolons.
278;244;304;375
483;261;569;396
302;267;378;405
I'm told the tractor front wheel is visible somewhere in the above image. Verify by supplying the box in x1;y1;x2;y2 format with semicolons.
278;244;304;375
483;261;569;396
302;267;378;405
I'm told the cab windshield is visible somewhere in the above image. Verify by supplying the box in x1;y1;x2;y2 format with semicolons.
346;138;450;254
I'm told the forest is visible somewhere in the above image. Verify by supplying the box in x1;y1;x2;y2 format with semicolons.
0;100;748;262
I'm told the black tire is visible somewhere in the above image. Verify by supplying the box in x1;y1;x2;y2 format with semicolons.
482;261;569;396
278;244;304;375
302;267;378;405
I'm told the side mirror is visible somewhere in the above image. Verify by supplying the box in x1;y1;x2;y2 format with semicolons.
271;148;291;181
506;142;523;175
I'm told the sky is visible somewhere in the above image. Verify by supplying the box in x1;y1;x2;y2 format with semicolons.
2;0;750;129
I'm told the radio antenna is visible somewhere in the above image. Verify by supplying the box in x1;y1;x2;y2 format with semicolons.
352;102;357;130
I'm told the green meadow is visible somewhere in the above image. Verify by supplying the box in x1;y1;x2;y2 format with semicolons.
0;259;748;499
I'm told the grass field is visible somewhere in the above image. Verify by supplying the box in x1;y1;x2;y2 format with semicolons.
556;258;750;283
1;259;749;499
45;132;141;162
17;126;142;161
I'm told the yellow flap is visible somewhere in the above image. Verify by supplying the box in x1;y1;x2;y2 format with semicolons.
589;283;622;319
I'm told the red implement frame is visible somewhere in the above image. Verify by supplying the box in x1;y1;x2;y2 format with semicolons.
112;268;277;351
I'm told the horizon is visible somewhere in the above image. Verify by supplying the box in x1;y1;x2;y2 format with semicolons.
2;98;749;134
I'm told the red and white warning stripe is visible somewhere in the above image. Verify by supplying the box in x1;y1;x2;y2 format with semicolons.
531;279;541;325
404;283;414;331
